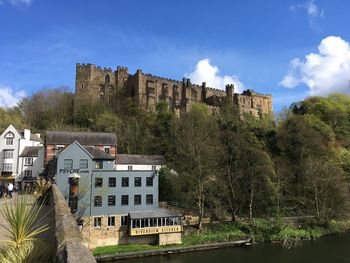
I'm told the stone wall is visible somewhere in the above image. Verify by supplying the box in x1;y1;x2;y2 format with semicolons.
51;184;96;263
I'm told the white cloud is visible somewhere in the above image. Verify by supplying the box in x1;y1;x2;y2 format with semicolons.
185;58;245;93
280;36;350;96
0;85;26;107
0;0;32;6
290;0;324;31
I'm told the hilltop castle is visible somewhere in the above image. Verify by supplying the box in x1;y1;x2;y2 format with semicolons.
74;63;273;118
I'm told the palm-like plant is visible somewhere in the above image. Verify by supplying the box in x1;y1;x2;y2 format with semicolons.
0;194;49;247
33;179;52;200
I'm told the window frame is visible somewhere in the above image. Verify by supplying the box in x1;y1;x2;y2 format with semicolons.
121;195;129;206
64;159;73;169
146;194;153;205
3;150;13;158
94;196;102;207
108;177;116;187
108;216;115;227
122;177;129;187
134;194;141;205
108;195;116;206
95;178;103;188
95;160;103;169
24;170;32;177
94;217;102;228
79;159;88;169
24;157;33;166
146;177;153;187
134;177;142;187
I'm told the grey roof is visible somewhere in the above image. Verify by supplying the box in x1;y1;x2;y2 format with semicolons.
116;154;166;165
83;146;115;160
129;209;181;219
16;129;43;143
45;131;116;146
19;146;42;157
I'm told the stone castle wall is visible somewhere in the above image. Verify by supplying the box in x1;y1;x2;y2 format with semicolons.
74;63;273;117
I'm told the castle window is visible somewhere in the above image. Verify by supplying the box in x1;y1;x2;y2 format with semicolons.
81;84;84;90
105;74;110;85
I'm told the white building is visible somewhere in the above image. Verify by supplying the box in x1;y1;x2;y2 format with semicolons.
0;125;43;187
115;154;166;171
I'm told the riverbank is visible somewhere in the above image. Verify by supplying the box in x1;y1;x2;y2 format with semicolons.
92;218;350;259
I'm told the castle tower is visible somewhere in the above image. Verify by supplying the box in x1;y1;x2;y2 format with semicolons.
201;82;207;102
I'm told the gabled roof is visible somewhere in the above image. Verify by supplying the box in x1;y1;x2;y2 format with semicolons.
19;146;42;157
83;146;115;160
116;154;166;165
58;141;115;160
45;131;116;146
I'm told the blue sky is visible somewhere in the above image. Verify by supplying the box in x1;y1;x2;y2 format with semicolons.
1;0;350;111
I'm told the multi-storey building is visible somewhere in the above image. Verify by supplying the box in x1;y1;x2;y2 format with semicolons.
115;154;165;171
52;140;181;248
0;125;44;188
74;63;273;117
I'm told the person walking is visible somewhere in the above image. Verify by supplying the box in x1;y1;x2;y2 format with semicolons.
8;182;13;199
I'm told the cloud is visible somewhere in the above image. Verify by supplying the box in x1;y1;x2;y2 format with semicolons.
0;0;32;6
280;36;350;96
290;0;324;31
185;59;245;93
0;85;26;108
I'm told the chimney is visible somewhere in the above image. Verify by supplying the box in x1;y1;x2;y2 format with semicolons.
24;129;30;141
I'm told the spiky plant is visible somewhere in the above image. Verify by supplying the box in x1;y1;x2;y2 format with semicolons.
0;194;49;247
33;179;52;202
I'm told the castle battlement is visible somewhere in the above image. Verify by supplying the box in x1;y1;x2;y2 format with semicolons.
74;63;273;118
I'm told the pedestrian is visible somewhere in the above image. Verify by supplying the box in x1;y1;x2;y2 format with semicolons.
8;182;13;199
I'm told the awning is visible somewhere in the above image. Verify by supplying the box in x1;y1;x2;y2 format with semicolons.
0;176;16;180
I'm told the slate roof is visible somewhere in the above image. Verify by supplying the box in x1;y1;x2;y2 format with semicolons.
19;146;42;157
16;129;43;143
45;131;117;146
83;146;115;160
129;209;181;219
116;154;166;165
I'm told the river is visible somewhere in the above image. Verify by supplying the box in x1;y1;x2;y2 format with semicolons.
122;234;350;263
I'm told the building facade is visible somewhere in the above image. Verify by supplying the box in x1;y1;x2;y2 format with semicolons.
0;125;43;187
53;141;181;248
115;154;165;171
74;63;273;117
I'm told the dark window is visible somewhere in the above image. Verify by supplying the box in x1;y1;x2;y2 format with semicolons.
109;177;116;187
108;216;115;227
105;74;110;85
121;215;128;226
24;157;33;166
134;177;141;187
64;159;73;169
3;150;13;158
122;177;129;187
94;217;102;227
128;165;133;170
134;195;141;205
146;194;153;205
24;170;32;177
95;160;103;169
108;195;116;206
152;165;156;170
80;159;88;169
121;195;129;206
104;147;110;154
94;196;102;207
5;138;13;145
146;177;153;187
95;178;103;188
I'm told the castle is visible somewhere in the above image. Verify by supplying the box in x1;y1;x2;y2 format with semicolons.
74;63;273;118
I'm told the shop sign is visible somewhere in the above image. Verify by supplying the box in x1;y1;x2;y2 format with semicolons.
59;169;89;174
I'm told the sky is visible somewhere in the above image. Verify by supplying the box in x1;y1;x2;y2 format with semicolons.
1;0;350;111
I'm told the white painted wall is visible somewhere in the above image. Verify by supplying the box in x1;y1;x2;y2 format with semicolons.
115;164;163;171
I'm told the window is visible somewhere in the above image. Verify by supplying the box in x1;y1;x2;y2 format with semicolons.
134;177;141;187
108;216;115;227
94;196;102;207
64;159;73;169
2;163;12;172
109;177;116;187
94;217;102;228
24;170;32;177
79;159;88;169
56;145;65;151
146;194;153;205
95;178;103;188
95;160;103;169
121;215;128;226
128;165;133;170
5;132;14;145
146;177;153;187
24;157;33;166
104;146;110;154
121;195;129;206
152;165;156;171
134;195;141;205
122;177;129;187
3;150;13;158
108;195;116;206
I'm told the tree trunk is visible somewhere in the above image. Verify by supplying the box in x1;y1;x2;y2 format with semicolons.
249;182;254;221
313;182;320;222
